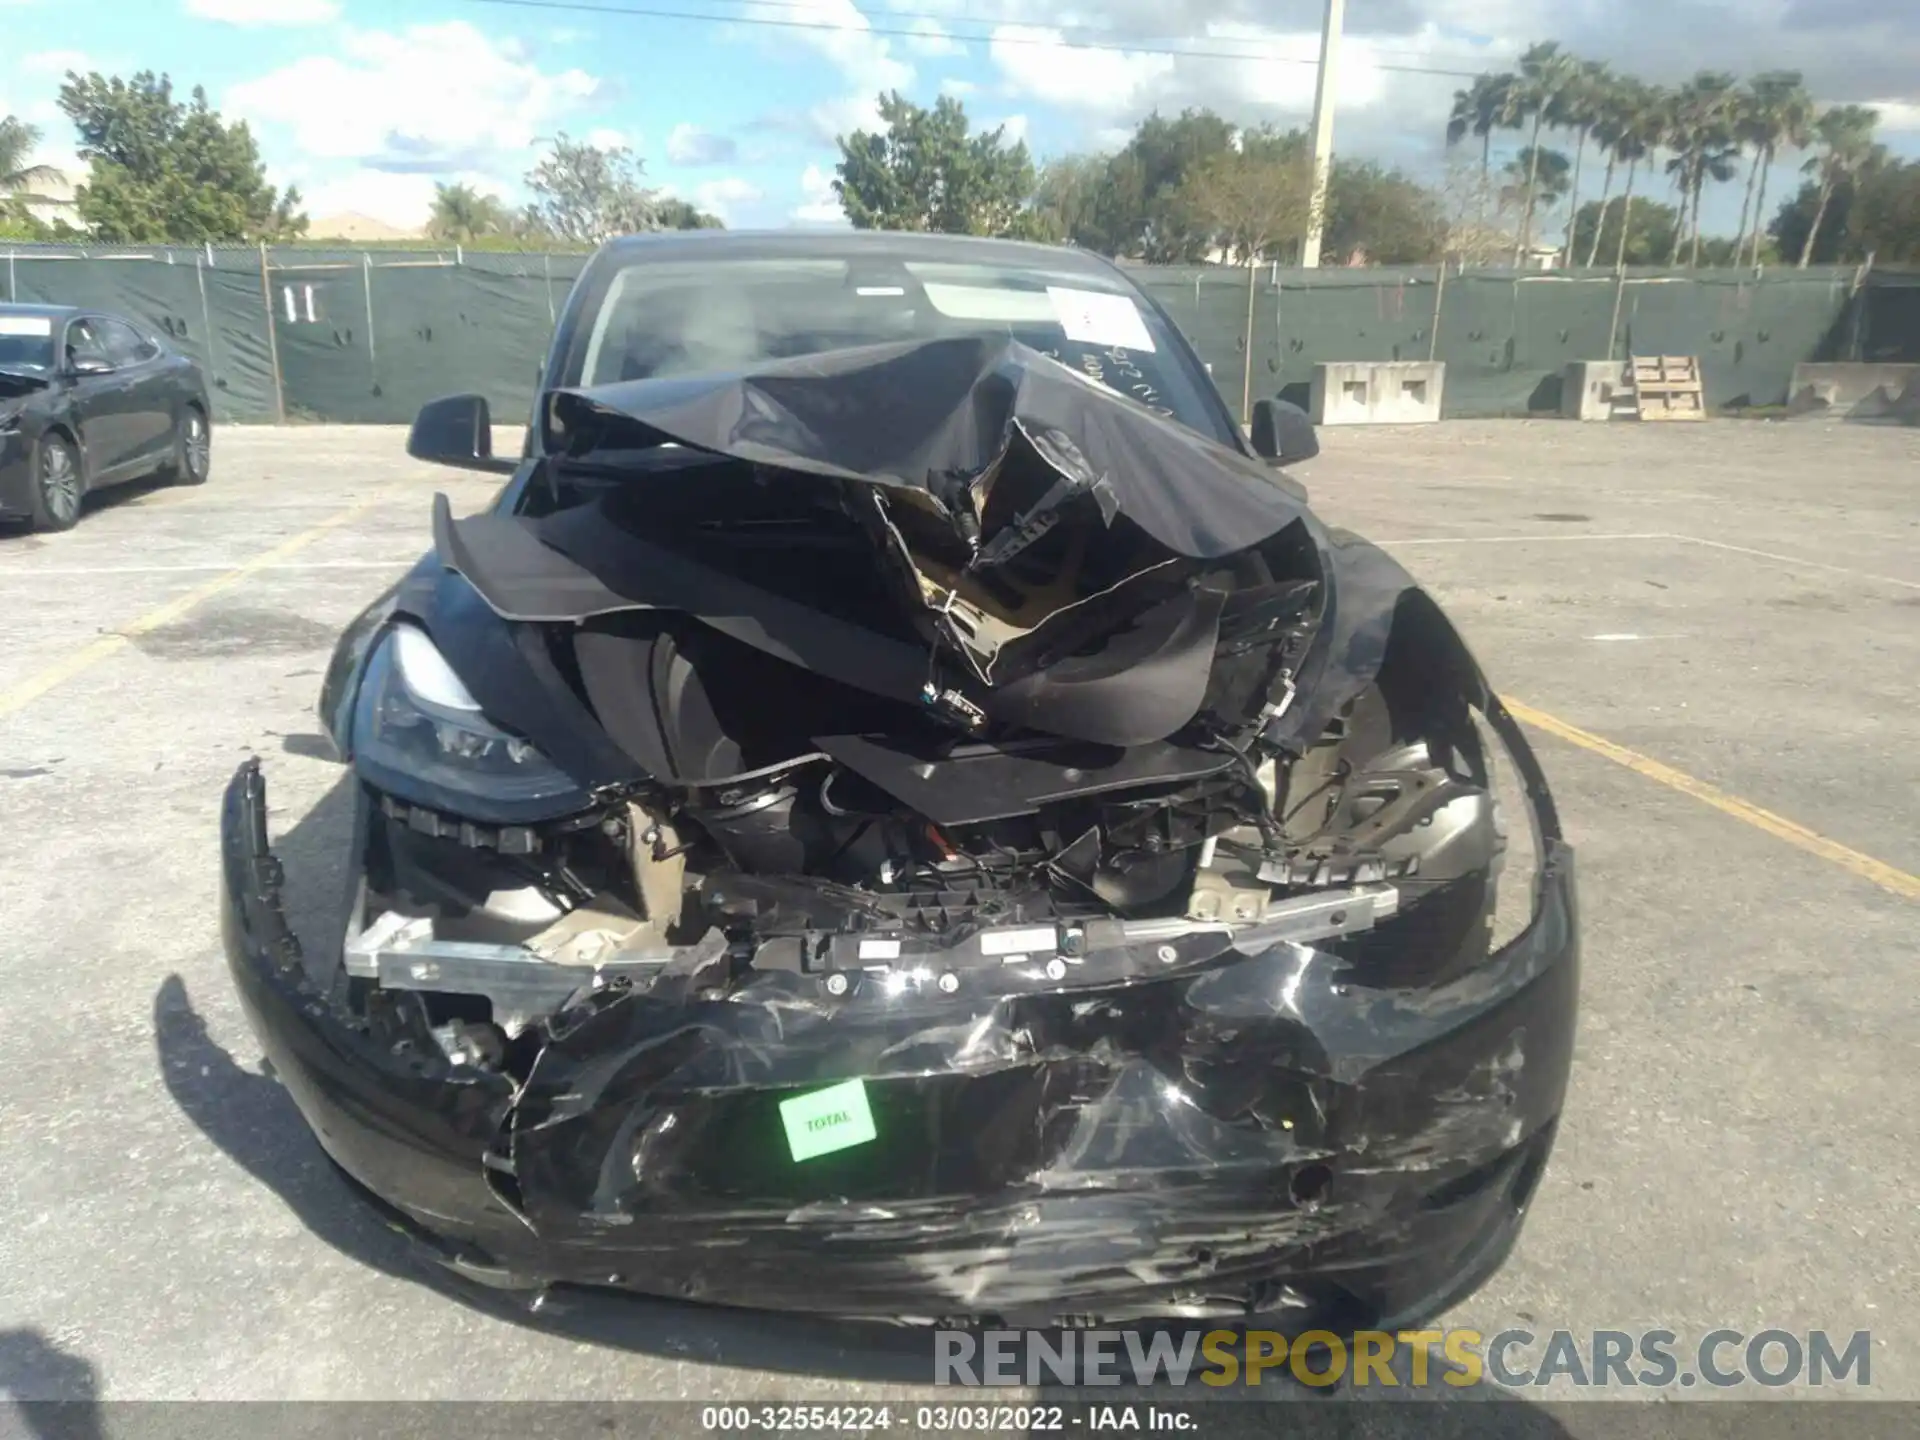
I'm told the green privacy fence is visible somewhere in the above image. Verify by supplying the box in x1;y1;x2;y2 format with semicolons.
2;243;1903;425
1133;263;1879;418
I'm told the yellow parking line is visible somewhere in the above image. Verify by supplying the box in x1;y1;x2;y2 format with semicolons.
0;499;378;722
1504;698;1920;901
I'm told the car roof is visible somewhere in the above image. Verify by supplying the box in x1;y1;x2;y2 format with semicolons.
0;302;82;321
598;228;1129;277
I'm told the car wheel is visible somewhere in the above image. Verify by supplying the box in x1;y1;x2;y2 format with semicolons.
171;406;211;486
30;432;84;532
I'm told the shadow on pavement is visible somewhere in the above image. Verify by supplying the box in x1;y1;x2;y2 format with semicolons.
0;1329;102;1440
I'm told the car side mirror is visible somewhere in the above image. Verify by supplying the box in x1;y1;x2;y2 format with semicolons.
408;394;517;474
1250;397;1319;467
69;355;113;377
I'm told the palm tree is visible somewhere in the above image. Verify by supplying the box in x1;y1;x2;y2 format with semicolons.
426;182;509;244
1446;73;1520;179
1660;72;1739;266
1509;42;1581;265
0;115;65;202
1503;147;1572;216
1608;80;1663;271
1797;104;1879;268
1551;60;1611;262
1737;74;1814;266
1583;76;1631;267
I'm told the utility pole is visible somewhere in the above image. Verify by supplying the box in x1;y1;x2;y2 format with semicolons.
1299;0;1346;269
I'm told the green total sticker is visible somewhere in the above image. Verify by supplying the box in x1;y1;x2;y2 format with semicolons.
779;1079;878;1162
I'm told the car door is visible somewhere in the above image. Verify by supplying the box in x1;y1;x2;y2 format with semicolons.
93;317;175;466
60;317;138;480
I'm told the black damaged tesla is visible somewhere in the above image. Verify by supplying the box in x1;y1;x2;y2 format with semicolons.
218;231;1578;1331
0;303;212;532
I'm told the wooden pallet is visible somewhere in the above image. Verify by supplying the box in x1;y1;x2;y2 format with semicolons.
1625;355;1706;420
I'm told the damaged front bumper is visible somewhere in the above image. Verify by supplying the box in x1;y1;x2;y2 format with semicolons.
221;761;1578;1330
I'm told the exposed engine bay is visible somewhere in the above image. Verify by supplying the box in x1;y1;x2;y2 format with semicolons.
328;337;1522;1080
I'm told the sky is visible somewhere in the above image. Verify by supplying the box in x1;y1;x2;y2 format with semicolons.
3;0;1919;238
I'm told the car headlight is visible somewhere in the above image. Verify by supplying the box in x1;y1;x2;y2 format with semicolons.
351;621;588;817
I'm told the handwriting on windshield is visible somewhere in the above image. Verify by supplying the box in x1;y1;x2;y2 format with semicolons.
1045;345;1175;420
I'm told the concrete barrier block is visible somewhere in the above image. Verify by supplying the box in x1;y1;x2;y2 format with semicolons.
1787;362;1920;417
1561;360;1624;421
1309;362;1445;425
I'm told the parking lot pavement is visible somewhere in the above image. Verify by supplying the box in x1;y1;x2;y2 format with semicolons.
1;420;1915;1405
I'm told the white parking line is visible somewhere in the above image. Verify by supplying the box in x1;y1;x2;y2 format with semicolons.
0;500;378;721
1671;534;1920;592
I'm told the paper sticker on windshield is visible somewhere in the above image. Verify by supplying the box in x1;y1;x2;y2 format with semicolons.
1046;287;1156;353
779;1079;877;1162
0;316;53;337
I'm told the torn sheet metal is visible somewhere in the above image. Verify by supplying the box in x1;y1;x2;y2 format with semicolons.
221;739;1578;1326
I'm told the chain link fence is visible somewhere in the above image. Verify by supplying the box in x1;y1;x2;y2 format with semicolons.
2;242;1906;425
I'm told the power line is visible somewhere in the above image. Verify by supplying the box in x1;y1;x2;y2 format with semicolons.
515;0;1504;70
454;0;1492;78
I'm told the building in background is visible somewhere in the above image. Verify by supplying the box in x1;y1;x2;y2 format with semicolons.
306;212;425;243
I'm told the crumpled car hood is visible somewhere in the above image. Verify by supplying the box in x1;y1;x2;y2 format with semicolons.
540;334;1306;560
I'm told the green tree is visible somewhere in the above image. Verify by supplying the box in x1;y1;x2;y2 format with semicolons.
833;92;1035;237
1509;42;1581;263
1768;151;1919;266
57;71;305;242
1599;79;1664;268
1769;177;1855;265
1503;146;1572;219
1176;138;1311;421
1445;73;1520;179
1659;71;1740;265
654;196;724;230
1569;195;1681;267
1795;104;1880;267
1731;71;1814;267
1099;108;1238;261
1549;60;1611;259
426;182;511;243
1;115;65;203
1580;73;1631;266
1;115;68;237
524;132;659;244
1027;153;1108;247
1324;160;1444;263
1850;159;1920;264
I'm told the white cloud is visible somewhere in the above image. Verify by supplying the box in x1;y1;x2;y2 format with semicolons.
225;21;599;174
787;0;913;91
905;19;965;58
184;0;341;26
1866;99;1920;132
939;77;978;97
693;176;763;221
987;113;1029;144
299;171;439;229
666;123;739;165
790;162;847;225
807;92;890;143
587;127;631;152
758;0;914;144
18;49;91;75
988;24;1176;118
